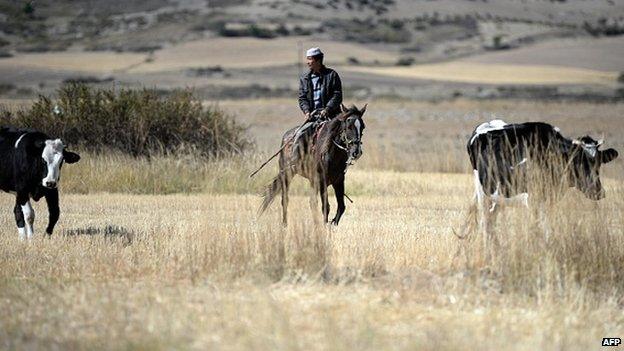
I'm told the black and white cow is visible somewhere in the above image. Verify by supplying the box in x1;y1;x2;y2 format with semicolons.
467;120;618;210
0;127;80;239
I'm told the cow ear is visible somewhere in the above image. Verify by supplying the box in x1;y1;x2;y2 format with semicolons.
600;148;618;164
33;139;45;150
27;139;45;155
63;150;81;164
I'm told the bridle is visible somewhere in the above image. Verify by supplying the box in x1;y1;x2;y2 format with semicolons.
333;113;363;166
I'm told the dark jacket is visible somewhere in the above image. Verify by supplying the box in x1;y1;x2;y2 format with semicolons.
298;66;342;117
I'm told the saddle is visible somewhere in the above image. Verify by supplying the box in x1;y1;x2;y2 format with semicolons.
306;119;329;154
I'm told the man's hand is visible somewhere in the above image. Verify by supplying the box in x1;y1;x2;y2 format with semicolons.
319;109;328;119
304;111;311;120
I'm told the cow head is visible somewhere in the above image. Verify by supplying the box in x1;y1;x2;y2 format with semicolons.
568;136;618;200
35;139;81;189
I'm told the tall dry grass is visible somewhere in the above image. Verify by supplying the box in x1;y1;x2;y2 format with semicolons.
456;191;624;298
457;142;624;300
1;98;623;349
62;151;268;194
1;169;623;349
58;149;476;196
219;98;624;176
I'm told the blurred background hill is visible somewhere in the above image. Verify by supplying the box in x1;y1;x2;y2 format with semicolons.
2;4;624;349
0;0;623;101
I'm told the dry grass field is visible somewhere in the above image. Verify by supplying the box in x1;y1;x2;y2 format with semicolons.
461;36;624;72
344;63;619;86
2;0;624;346
2;34;623;93
217;99;624;175
0;51;147;74
0;37;399;75
1;99;624;350
131;37;399;72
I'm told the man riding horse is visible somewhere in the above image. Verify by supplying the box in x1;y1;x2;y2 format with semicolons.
252;48;366;224
292;47;343;163
254;47;366;226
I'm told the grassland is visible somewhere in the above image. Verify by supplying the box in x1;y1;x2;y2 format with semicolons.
130;37;399;72
1;175;623;350
0;37;399;74
1;99;624;350
461;36;624;72
344;63;619;86
0;51;147;74
3;32;623;101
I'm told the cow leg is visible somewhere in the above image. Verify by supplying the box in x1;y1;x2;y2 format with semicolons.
15;193;34;239
474;169;489;233
481;196;498;262
473;169;484;207
14;196;26;240
488;198;501;250
484;194;505;264
536;203;552;242
477;196;488;237
45;188;60;235
23;201;35;239
331;177;346;225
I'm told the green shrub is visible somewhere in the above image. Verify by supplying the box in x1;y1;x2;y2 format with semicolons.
395;57;415;66
0;83;15;94
274;24;289;36
0;83;251;157
292;25;312;35
323;18;411;44
248;24;276;39
218;23;284;39
207;0;249;7
22;1;35;17
346;56;360;65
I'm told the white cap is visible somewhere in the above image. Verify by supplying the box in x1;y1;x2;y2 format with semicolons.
306;47;323;57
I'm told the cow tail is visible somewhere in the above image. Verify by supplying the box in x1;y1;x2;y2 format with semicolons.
258;175;283;216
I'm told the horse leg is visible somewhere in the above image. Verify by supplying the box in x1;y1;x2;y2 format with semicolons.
306;179;316;208
280;174;290;226
331;177;346;225
319;181;330;224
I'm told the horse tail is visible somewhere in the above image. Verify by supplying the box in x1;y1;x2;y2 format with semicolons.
258;175;283;216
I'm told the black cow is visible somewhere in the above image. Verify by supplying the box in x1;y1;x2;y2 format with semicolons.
467;120;618;210
0;127;80;239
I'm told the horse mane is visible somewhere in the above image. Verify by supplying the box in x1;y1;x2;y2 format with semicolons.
316;105;360;155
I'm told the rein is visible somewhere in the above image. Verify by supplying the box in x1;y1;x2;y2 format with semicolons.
332;116;362;168
333;136;348;151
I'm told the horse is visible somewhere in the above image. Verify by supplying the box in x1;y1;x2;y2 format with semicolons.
259;104;366;225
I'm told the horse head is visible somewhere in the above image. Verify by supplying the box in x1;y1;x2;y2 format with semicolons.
338;103;367;163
